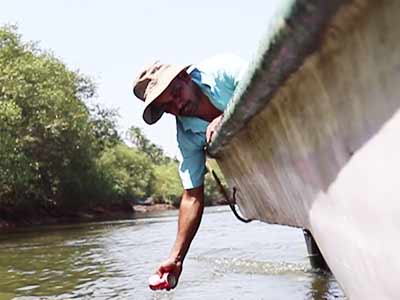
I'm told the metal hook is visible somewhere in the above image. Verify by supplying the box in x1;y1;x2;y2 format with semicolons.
211;169;252;223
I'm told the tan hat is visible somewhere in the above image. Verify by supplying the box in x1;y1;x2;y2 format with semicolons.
133;61;190;124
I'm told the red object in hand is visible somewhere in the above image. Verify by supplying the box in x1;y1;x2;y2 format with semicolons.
148;272;177;290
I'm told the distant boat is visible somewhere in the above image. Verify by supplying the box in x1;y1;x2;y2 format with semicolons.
208;1;400;299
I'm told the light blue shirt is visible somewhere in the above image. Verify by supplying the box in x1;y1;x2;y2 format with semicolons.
176;54;246;189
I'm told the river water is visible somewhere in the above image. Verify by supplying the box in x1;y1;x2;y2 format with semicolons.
0;206;346;300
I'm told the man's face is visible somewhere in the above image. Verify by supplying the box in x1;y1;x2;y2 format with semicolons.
152;73;201;117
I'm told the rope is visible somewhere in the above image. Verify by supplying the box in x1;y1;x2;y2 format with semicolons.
211;169;252;223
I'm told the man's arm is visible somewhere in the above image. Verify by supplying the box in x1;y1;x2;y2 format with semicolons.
154;185;204;289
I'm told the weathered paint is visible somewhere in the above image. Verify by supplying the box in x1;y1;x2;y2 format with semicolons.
208;1;400;299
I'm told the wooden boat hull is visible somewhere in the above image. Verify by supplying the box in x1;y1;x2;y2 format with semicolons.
209;1;400;298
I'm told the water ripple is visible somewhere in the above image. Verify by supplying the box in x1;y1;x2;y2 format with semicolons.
192;256;310;276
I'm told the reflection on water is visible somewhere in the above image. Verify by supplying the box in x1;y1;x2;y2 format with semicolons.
0;223;133;299
306;271;345;300
0;207;345;300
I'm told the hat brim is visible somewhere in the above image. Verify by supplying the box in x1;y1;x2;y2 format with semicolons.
142;65;190;125
143;103;164;125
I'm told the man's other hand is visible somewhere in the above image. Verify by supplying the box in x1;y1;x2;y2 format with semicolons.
206;114;223;144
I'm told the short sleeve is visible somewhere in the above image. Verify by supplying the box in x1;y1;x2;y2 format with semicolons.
196;54;246;85
176;121;207;189
193;54;247;112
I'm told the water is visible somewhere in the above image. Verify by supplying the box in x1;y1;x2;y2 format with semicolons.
0;206;345;300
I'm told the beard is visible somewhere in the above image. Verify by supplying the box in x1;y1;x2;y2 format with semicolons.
179;99;200;116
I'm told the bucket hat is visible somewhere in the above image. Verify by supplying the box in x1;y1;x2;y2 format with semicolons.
133;61;190;124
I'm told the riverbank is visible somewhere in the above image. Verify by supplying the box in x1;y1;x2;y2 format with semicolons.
0;198;229;232
132;203;176;213
0;202;177;232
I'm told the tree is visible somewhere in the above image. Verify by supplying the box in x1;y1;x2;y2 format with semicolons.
95;144;154;202
0;25;97;208
152;161;182;206
127;125;172;165
0;101;33;205
89;104;121;151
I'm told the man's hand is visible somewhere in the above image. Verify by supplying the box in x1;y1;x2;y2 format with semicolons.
206;114;223;144
152;258;182;291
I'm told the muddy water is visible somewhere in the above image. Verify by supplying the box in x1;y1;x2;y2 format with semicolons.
0;206;345;299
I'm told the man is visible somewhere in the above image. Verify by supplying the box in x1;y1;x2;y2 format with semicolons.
133;54;246;290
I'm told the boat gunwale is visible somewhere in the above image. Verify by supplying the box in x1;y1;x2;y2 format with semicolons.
207;0;346;157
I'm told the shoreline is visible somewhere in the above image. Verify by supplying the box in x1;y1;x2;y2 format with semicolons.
0;203;177;233
132;203;176;213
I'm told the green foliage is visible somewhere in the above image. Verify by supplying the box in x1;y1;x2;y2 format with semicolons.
0;25;97;208
127;125;173;165
0;101;32;205
89;104;121;151
152;161;182;206
95;144;154;202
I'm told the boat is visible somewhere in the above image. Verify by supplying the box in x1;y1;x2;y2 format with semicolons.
208;1;400;299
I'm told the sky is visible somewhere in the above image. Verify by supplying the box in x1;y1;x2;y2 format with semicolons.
1;0;282;157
